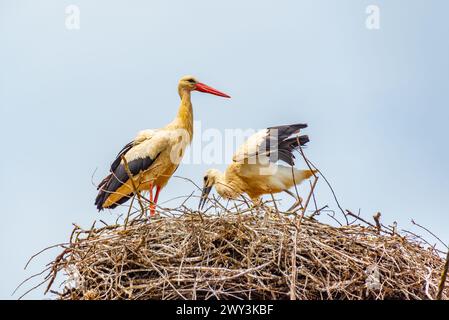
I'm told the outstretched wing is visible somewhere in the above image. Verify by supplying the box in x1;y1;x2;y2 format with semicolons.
232;123;309;166
95;129;167;210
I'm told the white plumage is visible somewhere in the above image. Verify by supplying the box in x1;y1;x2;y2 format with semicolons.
199;123;315;211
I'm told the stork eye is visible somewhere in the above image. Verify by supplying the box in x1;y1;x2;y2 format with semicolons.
187;78;196;83
203;176;208;182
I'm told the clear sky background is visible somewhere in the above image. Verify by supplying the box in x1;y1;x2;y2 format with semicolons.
1;0;448;299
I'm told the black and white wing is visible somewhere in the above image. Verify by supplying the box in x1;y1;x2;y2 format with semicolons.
95;129;167;210
232;123;309;166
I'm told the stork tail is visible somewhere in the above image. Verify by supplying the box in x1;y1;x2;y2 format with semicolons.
293;169;317;185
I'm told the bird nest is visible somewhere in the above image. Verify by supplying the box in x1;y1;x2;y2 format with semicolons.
36;203;448;300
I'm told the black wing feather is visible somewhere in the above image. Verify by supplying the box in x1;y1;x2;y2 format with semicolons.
95;155;158;211
95;138;159;211
110;141;134;172
263;123;310;166
267;123;307;140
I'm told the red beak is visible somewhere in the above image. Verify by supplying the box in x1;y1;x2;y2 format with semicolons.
195;82;231;98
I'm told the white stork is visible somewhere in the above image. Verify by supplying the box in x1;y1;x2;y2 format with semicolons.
198;124;315;211
95;75;230;215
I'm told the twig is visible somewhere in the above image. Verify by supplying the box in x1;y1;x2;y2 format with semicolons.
303;158;348;225
437;249;449;300
121;155;146;215
302;176;319;215
309;205;328;219
373;212;382;234
411;220;448;250
346;210;378;230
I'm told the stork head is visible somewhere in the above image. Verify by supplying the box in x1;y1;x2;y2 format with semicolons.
198;169;222;210
178;75;230;98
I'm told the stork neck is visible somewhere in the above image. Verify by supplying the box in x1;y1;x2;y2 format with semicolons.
175;90;193;137
215;172;241;199
215;172;226;186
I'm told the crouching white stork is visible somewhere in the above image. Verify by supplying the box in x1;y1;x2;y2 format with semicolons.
96;75;230;215
199;124;316;211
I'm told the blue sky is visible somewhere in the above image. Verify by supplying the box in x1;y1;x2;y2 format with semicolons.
1;0;448;299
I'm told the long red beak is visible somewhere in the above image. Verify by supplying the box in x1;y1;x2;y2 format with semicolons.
195;82;231;98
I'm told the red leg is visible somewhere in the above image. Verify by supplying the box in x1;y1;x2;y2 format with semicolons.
150;186;161;216
149;185;154;203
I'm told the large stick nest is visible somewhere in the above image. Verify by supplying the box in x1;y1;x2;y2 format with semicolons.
45;205;448;300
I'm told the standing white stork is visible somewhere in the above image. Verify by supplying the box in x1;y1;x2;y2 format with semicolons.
95;75;230;215
198;124;315;211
